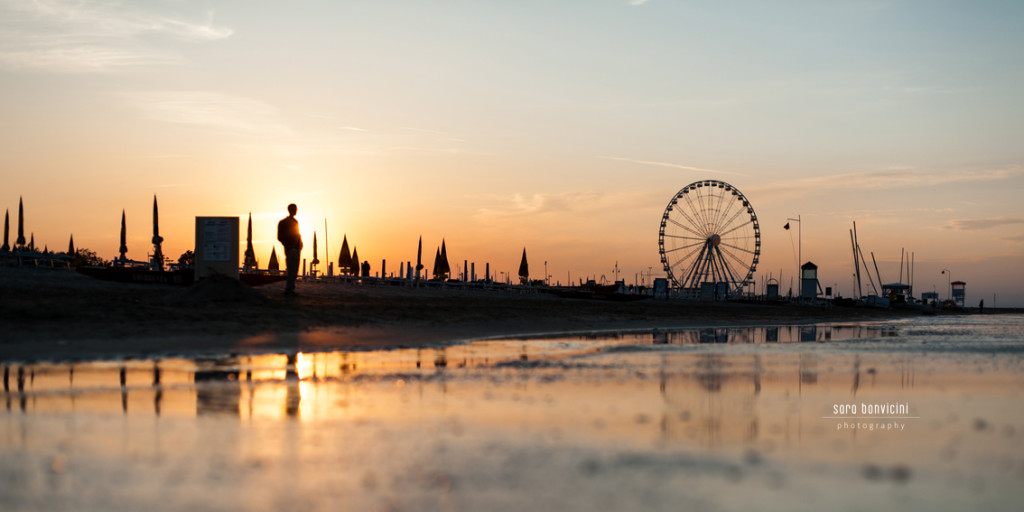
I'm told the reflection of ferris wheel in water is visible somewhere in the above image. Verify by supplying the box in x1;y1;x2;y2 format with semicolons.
658;180;760;295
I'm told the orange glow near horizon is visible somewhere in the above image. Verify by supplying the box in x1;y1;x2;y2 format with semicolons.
4;181;1023;304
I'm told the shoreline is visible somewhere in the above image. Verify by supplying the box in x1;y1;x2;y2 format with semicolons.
1;266;956;363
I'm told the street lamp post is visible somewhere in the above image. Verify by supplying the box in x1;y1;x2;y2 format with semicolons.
941;269;951;302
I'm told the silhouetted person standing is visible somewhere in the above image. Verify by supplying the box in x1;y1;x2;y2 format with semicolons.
277;203;302;296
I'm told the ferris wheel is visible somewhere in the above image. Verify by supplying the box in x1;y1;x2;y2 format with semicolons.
658;180;761;295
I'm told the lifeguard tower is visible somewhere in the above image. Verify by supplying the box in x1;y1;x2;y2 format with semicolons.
801;262;820;300
951;281;966;308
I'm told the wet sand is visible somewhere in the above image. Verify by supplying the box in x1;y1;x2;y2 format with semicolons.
2;321;1023;511
1;266;924;362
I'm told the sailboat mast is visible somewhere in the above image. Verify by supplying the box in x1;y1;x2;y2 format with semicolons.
851;223;863;298
857;244;878;296
899;248;905;284
871;252;884;289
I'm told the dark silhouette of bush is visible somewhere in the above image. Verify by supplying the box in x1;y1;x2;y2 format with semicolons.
73;248;107;267
178;250;194;267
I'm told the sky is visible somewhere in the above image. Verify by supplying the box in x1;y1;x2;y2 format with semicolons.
1;0;1022;305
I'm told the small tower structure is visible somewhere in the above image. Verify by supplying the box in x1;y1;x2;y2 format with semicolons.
801;261;820;300
951;281;966;308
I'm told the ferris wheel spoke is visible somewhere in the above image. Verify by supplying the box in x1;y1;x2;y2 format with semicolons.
673;243;706;266
664;240;705;254
717;207;749;236
663;234;707;242
688;190;708;231
669;202;703;235
719;234;754;246
667;217;704;238
669;244;705;273
706;190;725;233
682;194;711;236
693;189;718;234
719;241;755;255
718;222;749;240
710;189;734;232
719;245;754;280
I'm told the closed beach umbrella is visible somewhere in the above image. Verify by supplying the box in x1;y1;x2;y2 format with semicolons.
416;235;423;279
519;248;529;283
338;235;352;275
243;212;257;270
16;196;25;247
119;209;128;261
1;209;8;251
312;231;319;265
433;248;442;279
268;247;280;271
439;239;450;278
151;195;164;270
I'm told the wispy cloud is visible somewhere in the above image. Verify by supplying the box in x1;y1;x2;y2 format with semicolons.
600;156;749;177
0;46;181;73
0;0;232;73
474;190;658;221
124;91;291;138
475;192;605;220
752;167;1023;199
946;217;1024;231
1004;234;1024;244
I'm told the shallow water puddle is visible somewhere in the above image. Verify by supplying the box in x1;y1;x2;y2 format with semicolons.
3;318;1024;511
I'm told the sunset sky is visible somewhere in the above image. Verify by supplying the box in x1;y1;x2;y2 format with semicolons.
2;1;1022;305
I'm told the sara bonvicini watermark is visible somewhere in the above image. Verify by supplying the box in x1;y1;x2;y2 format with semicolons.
824;402;919;432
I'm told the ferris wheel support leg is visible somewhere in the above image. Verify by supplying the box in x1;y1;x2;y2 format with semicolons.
682;242;710;292
714;246;741;293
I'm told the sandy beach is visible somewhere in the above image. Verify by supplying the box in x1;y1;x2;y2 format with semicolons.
1;266;924;362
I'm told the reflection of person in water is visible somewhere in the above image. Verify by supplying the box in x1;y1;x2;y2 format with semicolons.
277;204;302;297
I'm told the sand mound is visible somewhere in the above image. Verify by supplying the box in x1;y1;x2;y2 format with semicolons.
165;274;270;305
